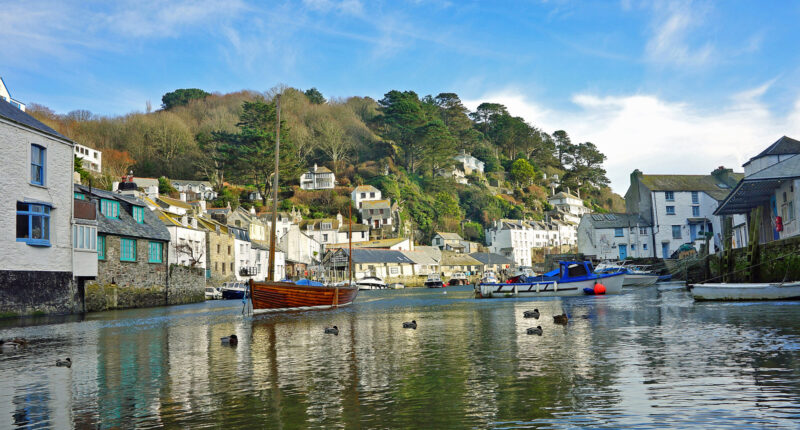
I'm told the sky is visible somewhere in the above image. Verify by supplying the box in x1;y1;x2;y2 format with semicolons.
3;0;800;193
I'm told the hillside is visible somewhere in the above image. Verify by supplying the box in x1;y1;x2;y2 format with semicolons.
28;86;625;241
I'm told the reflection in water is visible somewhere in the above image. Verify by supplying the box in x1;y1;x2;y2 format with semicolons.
0;285;799;428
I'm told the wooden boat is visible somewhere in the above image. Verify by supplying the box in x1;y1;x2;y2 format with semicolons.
249;95;358;313
691;281;800;301
476;261;625;298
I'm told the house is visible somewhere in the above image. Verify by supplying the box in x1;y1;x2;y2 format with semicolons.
74;143;102;173
432;232;464;252
469;252;514;274
577;213;653;260
625;167;742;258
302;215;343;247
485;219;537;266
2;98;76;315
337;222;370;243
171;179;217;200
351;185;381;209
328;237;413;251
72;192;99;299
196;216;236;285
360;199;393;229
459;241;483;253
0;77;26;111
249;240;286;282
156;195;193;216
300;164;336;190
156;211;207;270
436;167;467;184
547;191;589;224
113;176;159;199
224;206;268;243
325;248;415;280
259;207;302;240
400;250;440;276
229;225;253;281
454;150;485;175
278;224;323;279
715;136;800;246
439;252;483;277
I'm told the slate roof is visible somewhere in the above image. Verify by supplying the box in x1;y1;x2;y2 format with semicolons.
581;213;650;229
353;185;379;193
715;154;800;215
744;136;800;166
638;174;742;201
440;252;483;266
157;196;193;210
75;184;170;241
361;199;391;210
414;245;442;262
401;250;439;265
435;232;463;241
342;248;415;264
0;98;68;140
346;237;409;248
469;252;514;265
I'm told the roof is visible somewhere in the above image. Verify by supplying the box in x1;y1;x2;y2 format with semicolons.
307;165;333;174
301;218;340;230
401;250;439;265
469;252;514;265
340;248;414;264
0;98;68;141
353;185;380;193
744;136;800;166
435;232;463;241
171;179;212;187
361;199;391;210
440;252;483;266
157;195;193;210
130;177;159;188
582;213;650;229
74;184;170;241
549;191;580;201
196;216;229;234
414;245;442;262
638;174;742;200
346;237;408;248
715;154;800;215
337;223;370;233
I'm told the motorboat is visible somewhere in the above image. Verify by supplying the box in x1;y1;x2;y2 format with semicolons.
388;283;405;289
221;282;248;300
205;286;222;300
356;276;387;290
481;270;498;284
449;272;469;286
424;273;444;288
595;261;659;287
476;261;625;298
691;281;800;301
507;266;537;283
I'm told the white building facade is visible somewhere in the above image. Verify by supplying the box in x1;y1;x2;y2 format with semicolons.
577;214;654;260
486;219;535;267
351;185;381;209
454;150;485;174
300;164;335;190
74;143;102;173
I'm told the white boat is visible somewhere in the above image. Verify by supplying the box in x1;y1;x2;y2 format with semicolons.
424;273;444;288
481;270;498;284
388;282;405;289
477;261;625;298
691;281;800;301
205;286;222;300
356;276;387;290
596;261;659;287
448;272;469;286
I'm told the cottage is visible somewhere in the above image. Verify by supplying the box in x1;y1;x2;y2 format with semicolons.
547;191;589;224
485;219;536;266
360;199;393;229
432;232;464;251
325;248;415;280
74;142;102;173
300;164;336;190
196;216;236;285
577;213;653;260
351;185;381;209
156;211;207;270
454;150;485;175
1;99;77;315
278;224;324;279
171;179;217;201
439;252;483;277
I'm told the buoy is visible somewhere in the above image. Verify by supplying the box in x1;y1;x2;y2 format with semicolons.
594;283;606;295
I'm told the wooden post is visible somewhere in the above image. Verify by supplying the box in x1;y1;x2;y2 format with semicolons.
722;216;733;282
746;206;762;283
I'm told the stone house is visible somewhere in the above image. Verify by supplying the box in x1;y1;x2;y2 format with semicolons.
360;199;393;229
300;164;335;190
432;232;464;252
197;216;236;285
2;100;77;315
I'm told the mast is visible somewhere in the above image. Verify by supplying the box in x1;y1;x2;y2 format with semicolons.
348;203;353;286
267;95;281;282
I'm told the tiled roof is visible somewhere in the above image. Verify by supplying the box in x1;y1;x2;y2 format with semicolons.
0;98;68;141
401;250;439;265
342;248;415;264
638;174;742;200
157;196;193;209
75;184;170;241
440;252;483;266
414;246;442;262
361;199;391;209
435;232;463;241
353;185;379;193
469;252;514;265
301;218;340;230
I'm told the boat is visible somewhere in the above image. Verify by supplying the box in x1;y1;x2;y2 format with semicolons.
448;272;469;286
476;261;625;298
388;283;405;289
205;286;222;300
249;95;359;313
221;282;248;300
690;281;800;301
657;274;673;283
356;276;387;290
507;266;536;283
424;273;445;288
595;261;659;287
481;270;498;284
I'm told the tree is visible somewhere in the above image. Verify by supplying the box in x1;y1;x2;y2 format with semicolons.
304;88;326;104
74;155;90;184
373;90;428;173
158;176;176;195
510;159;536;186
470;102;507;135
313;120;352;174
161;88;210;110
552;130;576;167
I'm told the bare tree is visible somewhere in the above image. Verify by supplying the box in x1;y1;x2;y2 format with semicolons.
314;120;352;174
174;239;205;267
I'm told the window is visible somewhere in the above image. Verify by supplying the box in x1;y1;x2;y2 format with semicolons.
672;225;681;239
361;193;366;198
31;144;46;186
692;206;700;217
16;202;51;246
100;199;120;218
665;191;674;201
217;244;221;254
691;191;699;204
390;267;399;275
215;262;218;271
643;244;648;250
323;234;328;242
148;241;162;263
74;193;85;200
631;245;636;250
120;238;137;261
228;245;231;255
73;225;97;250
230;262;234;271
666;206;675;215
321;222;332;230
639;227;647;234
614;228;623;237
132;206;145;223
98;235;106;259
370;192;375;198
222;263;226;274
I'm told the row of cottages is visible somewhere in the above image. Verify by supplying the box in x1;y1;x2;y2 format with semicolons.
302;214;370;248
170;179;217;201
485;219;575;267
300;164;335;190
577;214;653;260
431;232;482;253
715;136;800;246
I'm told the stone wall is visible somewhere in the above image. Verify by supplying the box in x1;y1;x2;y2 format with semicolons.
0;270;77;316
708;235;800;283
167;264;205;305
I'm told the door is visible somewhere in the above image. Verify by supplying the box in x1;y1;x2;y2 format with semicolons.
771;195;779;240
618;244;627;260
662;243;670;259
689;224;697;241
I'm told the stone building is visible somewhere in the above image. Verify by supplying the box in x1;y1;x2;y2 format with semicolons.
197;216;236;286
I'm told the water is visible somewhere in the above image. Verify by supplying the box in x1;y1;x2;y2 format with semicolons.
1;283;800;428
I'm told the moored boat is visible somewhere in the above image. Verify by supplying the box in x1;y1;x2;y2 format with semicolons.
476;261;624;298
424;273;444;288
448;272;468;286
690;281;800;301
356;276;387;290
221;282;248;300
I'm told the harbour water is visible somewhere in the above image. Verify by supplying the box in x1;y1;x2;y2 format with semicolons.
1;284;799;428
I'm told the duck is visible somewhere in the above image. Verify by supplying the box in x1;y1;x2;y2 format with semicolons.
0;339;24;350
402;320;417;329
55;358;71;368
527;326;543;336
221;334;238;346
324;326;339;335
523;309;540;319
553;313;569;325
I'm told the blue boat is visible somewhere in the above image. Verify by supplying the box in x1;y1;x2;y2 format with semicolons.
476;261;625;298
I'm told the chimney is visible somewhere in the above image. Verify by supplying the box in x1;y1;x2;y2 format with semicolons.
191;217;198;229
179;192;187;202
314;163;318;172
181;215;188;226
198;200;207;212
250;206;256;215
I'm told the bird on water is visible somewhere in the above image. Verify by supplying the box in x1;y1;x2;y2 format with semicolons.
403;320;417;329
221;334;238;345
324;326;339;335
527;326;543;336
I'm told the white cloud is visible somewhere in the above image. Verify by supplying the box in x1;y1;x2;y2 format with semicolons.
645;1;714;67
464;83;800;194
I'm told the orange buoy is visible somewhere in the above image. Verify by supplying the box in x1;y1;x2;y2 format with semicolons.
594;283;606;295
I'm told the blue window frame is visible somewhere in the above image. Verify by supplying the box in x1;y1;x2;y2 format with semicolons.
614;228;624;237
98;235;106;260
100;199;120;218
666;206;675;215
672;225;681;239
691;191;699;204
133;206;145;223
74;192;85;200
665;191;674;201
631;244;636;250
692;206;700;217
148;241;162;263
643;243;648;250
31;144;46;186
16;202;51;246
120;238;136;261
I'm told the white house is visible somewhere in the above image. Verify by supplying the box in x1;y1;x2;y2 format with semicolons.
0;77;25;111
625;168;742;258
230;226;253;281
436;167;468;184
360;199;393;229
432;232;464;252
578;213;653;260
547;191;589;224
715;136;800;246
279;224;324;266
2;98;76;314
249;242;285;282
485;219;536;267
351;185;381;209
171;179;217;201
300;164;335;190
157;211;207;270
454;150;485;174
74;143;102;173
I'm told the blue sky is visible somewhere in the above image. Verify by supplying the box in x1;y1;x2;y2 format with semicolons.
3;0;800;192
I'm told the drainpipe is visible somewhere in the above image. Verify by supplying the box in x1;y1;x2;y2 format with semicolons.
651;191;659;258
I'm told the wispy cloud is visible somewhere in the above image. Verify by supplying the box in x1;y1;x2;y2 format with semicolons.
645;1;714;67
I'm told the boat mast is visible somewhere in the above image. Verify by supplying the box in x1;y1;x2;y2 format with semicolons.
267;95;281;282
348;203;353;286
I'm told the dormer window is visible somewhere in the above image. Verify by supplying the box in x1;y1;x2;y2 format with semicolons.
132;206;145;223
100;199;120;218
321;222;332;230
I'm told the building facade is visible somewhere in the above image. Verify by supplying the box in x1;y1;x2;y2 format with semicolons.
300;164;336;190
351;185;381;209
577;213;653;260
74;143;102;173
454;150;485;174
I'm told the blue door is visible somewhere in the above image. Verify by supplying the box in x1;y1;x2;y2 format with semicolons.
689;224;697;241
771;195;779;240
619;244;627;260
662;243;670;258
